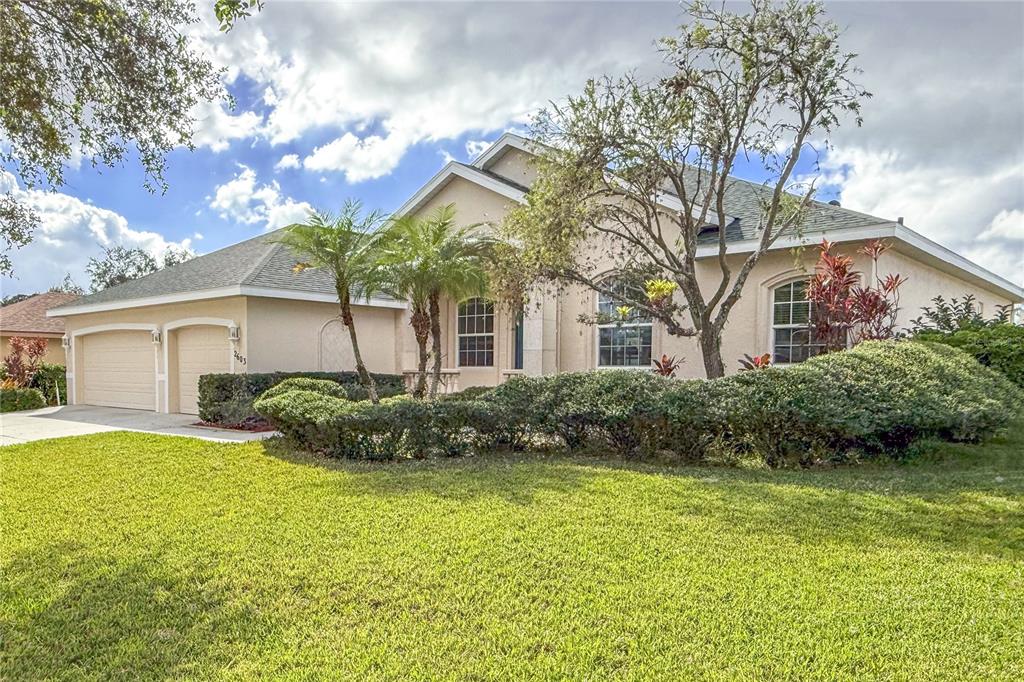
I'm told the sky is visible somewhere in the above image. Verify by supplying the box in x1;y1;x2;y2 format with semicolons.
1;0;1022;296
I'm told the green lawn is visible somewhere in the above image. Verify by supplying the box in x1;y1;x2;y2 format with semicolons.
2;425;1023;680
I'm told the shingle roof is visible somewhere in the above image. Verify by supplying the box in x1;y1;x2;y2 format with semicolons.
1;292;79;334
48;229;397;313
664;169;899;245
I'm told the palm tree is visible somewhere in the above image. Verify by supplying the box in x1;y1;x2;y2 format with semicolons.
274;201;386;403
382;204;493;398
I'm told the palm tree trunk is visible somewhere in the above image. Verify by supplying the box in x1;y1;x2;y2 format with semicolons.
410;306;430;399
340;296;379;403
428;292;443;398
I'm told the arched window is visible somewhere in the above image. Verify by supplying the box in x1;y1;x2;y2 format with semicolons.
771;280;825;363
597;280;652;367
458;298;494;367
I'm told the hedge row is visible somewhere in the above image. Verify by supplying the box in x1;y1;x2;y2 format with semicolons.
253;341;1023;467
197;371;405;424
914;324;1024;389
29;364;67;406
1;387;46;412
255;388;514;460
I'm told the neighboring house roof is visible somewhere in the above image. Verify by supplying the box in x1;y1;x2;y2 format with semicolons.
1;292;79;334
48;231;406;317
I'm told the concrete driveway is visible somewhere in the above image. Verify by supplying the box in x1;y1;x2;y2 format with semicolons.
0;405;277;446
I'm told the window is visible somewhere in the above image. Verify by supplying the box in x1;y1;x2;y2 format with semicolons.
771;280;825;363
597;280;652;367
458;298;494;367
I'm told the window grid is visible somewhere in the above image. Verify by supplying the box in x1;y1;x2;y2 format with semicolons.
771;280;826;364
597;281;653;368
458;298;494;367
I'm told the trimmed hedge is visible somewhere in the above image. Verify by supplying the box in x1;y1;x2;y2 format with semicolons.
251;341;1022;466
1;387;46;412
260;377;349;402
255;389;505;460
198;371;404;424
708;340;1023;465
915;324;1024;389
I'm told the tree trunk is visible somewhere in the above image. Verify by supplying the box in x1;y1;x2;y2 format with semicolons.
410;306;430;399
341;298;379;403
698;324;726;379
428;292;443;398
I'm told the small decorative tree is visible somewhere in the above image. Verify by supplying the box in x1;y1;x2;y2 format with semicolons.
2;336;47;387
806;239;905;351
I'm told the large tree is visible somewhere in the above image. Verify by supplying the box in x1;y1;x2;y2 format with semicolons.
275;203;386;404
0;0;225;275
502;0;868;378
86;245;196;292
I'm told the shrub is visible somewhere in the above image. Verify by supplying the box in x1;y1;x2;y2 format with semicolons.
915;324;1024;389
443;385;493;401
1;387;46;412
198;371;404;424
255;389;504;460
640;379;729;461
719;340;1023;466
29;363;67;405
259;377;348;402
488;371;671;454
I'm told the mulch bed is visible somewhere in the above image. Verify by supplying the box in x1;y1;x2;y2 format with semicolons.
193;416;275;433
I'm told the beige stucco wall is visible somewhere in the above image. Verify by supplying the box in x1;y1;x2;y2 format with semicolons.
486;147;538;188
1;334;65;366
245;297;403;374
403;151;1018;384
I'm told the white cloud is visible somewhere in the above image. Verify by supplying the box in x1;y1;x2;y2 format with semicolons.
465;139;491;158
810;147;1024;285
274;153;300;170
209;165;312;229
0;171;191;294
302;131;410;182
189;100;262;152
194;2;669;182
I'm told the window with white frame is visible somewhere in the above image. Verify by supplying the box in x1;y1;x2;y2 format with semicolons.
458;298;494;367
771;280;826;363
597;280;652;367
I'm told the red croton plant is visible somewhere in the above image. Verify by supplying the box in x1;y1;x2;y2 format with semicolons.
2;336;48;387
806;239;906;351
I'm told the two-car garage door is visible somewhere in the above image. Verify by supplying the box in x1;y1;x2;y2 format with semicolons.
78;325;230;414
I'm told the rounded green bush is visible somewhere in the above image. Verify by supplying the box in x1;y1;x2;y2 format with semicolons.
260;377;348;402
916;324;1024;389
0;387;46;412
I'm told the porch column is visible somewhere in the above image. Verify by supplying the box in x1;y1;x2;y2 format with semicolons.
522;287;557;377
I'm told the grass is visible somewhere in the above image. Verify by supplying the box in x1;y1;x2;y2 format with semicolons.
2;424;1023;680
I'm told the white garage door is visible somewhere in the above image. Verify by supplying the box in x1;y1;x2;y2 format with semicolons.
81;331;155;410
177;326;231;415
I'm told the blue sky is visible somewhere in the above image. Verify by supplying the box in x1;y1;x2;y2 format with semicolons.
2;1;1021;296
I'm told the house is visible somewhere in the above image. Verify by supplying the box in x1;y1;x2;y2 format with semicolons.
48;134;1024;414
1;292;80;366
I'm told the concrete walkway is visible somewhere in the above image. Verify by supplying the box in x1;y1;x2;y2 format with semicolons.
0;405;277;446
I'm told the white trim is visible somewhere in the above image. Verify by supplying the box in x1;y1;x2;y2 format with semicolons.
694;223;1024;300
47;285;407;317
471;132;537;169
70;323;161;412
161;318;237;414
392;162;526;219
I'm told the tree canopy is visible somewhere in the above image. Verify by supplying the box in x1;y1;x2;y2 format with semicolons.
501;0;868;378
0;0;225;275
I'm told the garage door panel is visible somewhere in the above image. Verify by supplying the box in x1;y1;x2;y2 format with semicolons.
81;331;154;410
177;326;231;415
